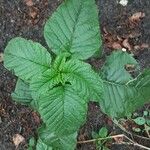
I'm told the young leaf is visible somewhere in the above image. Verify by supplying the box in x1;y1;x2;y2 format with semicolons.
30;68;61;99
30;55;103;102
38;85;87;135
4;37;51;81
44;0;101;60
92;131;99;139
30;53;70;99
143;111;148;116
100;51;150;118
133;117;146;126
36;139;52;150
62;59;103;101
98;127;108;138
39;126;77;150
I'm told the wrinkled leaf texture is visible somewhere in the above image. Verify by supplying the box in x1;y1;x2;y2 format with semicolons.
100;51;150;118
44;0;101;60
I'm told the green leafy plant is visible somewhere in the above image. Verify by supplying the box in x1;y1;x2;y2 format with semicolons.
92;127;110;150
3;0;150;149
132;110;150;134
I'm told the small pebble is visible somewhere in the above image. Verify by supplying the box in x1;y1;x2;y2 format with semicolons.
122;48;127;52
118;0;128;6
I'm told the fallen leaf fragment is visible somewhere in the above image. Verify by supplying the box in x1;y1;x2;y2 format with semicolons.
141;43;149;49
32;112;41;124
29;7;38;19
129;12;145;22
13;134;25;148
0;53;4;63
24;0;34;7
122;39;132;50
125;64;136;73
112;42;122;49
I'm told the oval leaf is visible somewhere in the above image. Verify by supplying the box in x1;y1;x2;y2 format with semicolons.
44;0;101;60
133;117;146;126
62;59;103;101
4;37;51;81
38;85;87;135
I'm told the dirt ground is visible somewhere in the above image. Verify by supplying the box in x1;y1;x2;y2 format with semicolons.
0;0;150;150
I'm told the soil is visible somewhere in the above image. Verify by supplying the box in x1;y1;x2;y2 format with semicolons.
0;0;150;150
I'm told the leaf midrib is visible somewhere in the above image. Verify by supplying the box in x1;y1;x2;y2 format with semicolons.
67;1;83;51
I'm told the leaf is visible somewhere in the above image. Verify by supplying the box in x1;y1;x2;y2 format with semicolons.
12;79;33;104
92;131;99;139
30;53;71;99
101;51;138;83
132;127;141;133
44;0;101;60
98;127;108;138
30;56;103;102
12;79;38;109
28;137;36;147
36;139;52;150
103;146;110;150
133;69;150;99
38;85;87;135
133;117;146;125
100;51;150;118
62;59;103;101
39;126;77;150
30;68;61;99
143;111;148;116
4;37;51;81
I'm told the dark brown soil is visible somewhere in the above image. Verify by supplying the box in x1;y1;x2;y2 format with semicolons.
0;0;150;150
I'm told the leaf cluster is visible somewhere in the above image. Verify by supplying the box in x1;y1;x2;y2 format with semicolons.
3;0;150;149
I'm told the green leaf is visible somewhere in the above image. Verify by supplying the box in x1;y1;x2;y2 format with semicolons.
132;127;141;133
4;37;51;81
36;139;52;150
98;127;108;138
44;0;101;60
30;68;61;99
143;111;148;116
101;51;138;83
12;79;38;109
146;120;150;126
31;56;103;102
38;85;87;135
100;51;150;118
12;79;32;104
30;53;70;99
133;117;146;125
92;131;99;139
103;146;110;150
132;69;150;100
29;137;36;147
39;126;77;150
62;59;103;101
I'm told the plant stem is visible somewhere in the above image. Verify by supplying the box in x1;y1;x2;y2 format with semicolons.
77;134;124;144
77;134;150;150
